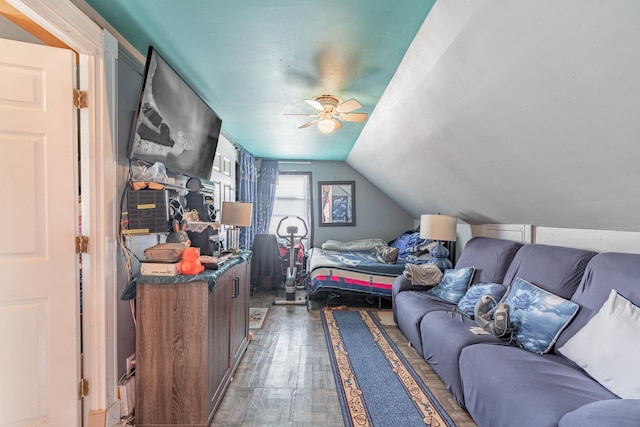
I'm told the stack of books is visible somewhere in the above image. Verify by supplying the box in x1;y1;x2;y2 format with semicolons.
140;243;186;276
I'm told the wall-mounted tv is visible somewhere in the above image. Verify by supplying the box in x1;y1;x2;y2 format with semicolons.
128;46;222;181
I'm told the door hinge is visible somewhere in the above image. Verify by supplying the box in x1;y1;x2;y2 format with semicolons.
76;236;89;254
73;89;88;108
78;378;89;398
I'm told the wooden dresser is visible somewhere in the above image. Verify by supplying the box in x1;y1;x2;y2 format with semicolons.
134;254;250;426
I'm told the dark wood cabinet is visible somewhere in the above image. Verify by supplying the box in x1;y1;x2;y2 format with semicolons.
135;257;250;426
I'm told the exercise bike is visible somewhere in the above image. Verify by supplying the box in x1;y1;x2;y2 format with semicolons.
273;216;308;306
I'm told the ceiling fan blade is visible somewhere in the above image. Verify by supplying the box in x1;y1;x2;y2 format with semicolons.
333;119;343;130
298;119;319;129
339;112;368;123
305;99;324;111
335;98;362;113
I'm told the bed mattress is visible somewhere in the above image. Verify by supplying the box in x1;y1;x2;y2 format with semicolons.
307;248;407;298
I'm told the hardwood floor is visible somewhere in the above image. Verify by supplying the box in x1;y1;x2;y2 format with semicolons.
211;290;477;426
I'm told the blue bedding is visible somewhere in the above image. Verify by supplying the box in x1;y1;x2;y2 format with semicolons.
307;248;407;298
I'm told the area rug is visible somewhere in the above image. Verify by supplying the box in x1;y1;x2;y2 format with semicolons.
249;307;268;329
322;309;456;427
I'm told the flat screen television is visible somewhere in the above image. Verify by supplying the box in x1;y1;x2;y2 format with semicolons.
128;46;222;181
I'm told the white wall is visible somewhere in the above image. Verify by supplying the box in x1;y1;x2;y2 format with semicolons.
349;0;640;233
456;223;640;257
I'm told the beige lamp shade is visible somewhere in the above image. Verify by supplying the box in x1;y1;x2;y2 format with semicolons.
420;214;457;241
220;202;253;227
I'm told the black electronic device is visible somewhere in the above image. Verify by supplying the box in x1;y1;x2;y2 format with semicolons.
186;192;217;222
126;189;169;234
127;46;222;181
187;228;217;256
168;197;184;223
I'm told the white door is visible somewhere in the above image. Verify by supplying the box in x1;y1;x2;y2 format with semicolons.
0;38;80;426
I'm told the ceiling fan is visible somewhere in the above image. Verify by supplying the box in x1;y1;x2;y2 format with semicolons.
286;95;368;134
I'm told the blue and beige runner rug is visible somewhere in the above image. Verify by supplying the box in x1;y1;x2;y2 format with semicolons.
322;309;456;427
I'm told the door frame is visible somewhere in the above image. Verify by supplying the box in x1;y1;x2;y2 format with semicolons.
8;0;121;423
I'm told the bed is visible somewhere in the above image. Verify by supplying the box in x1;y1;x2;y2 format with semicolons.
306;232;433;302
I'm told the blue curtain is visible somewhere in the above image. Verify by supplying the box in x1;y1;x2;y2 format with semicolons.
236;148;257;250
255;160;279;234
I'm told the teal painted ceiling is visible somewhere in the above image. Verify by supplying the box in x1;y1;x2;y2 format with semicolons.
81;0;435;160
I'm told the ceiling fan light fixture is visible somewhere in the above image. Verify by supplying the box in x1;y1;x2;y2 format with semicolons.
317;118;337;134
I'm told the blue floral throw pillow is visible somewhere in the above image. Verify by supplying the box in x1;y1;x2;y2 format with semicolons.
457;283;508;317
428;267;475;304
503;277;580;354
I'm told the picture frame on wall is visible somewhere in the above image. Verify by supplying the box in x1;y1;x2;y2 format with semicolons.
318;181;355;227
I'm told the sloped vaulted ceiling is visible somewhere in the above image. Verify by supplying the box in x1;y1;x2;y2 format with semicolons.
348;0;640;232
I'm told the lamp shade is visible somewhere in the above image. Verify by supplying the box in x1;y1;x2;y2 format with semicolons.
420;214;457;242
220;201;252;227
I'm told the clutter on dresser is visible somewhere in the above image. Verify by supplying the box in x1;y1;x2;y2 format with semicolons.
143;242;186;262
140;242;187;276
180;247;204;275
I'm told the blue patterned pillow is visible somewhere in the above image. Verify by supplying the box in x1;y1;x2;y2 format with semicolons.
428;267;475;304
457;283;508;317
503;277;580;354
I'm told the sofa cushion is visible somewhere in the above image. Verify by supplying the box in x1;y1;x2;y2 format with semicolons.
503;277;579;354
428;267;475;303
394;290;456;356
456;282;507;317
454;237;522;285
501;244;597;299
556;252;640;350
559;399;640;427
460;343;618;427
420;310;507;407
558;289;640;399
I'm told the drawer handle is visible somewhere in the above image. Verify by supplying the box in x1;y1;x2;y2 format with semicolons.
232;277;240;298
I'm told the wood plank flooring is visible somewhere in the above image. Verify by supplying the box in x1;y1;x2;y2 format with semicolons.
211;290;477;426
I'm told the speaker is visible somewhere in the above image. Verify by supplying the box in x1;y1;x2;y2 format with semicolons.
168;197;184;222
186;192;216;222
126;189;169;233
205;202;217;221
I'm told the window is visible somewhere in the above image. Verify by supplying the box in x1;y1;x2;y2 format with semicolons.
269;172;313;248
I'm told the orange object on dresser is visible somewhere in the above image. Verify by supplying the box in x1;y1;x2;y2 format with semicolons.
179;247;204;275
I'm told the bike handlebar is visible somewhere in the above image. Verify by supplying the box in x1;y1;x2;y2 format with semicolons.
276;216;308;239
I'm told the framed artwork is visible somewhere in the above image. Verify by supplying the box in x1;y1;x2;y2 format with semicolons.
318;181;355;227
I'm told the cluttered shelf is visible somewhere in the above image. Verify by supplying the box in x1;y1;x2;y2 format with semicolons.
120;250;252;300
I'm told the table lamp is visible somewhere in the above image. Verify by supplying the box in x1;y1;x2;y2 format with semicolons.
420;214;457;271
221;201;252;252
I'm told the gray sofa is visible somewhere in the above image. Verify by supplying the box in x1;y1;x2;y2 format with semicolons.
392;237;640;427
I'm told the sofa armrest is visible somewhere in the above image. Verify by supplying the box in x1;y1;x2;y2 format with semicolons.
559;399;640;427
392;274;412;298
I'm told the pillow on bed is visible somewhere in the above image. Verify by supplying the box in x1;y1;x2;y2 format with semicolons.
428;267;475;303
321;238;387;252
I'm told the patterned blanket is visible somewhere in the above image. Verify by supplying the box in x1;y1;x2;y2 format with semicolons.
307;248;407;297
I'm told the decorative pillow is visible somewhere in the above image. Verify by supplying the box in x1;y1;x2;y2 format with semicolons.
557;289;640;399
503;277;579;354
457;283;508;317
428;267;475;304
